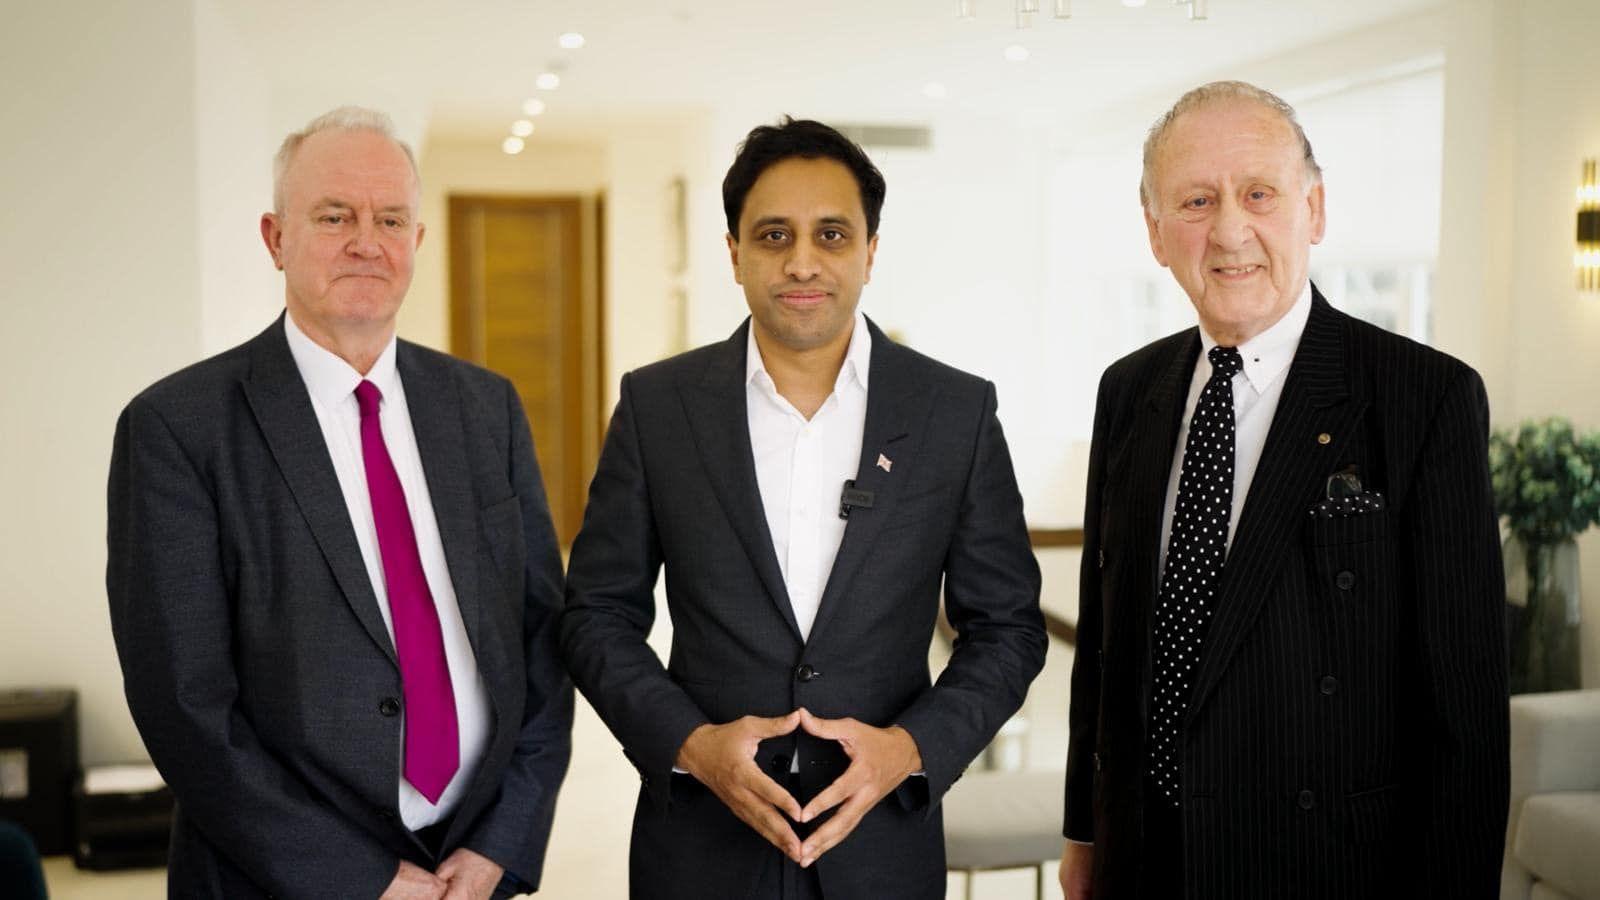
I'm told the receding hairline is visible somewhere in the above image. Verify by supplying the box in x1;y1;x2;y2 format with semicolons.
272;106;420;215
1139;81;1322;212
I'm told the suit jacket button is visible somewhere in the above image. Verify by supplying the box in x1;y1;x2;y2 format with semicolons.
378;697;401;717
1297;790;1315;810
1319;676;1339;695
771;754;790;772
795;664;819;683
1335;570;1357;591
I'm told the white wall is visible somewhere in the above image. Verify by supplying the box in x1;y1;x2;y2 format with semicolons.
1496;0;1600;689
0;3;204;765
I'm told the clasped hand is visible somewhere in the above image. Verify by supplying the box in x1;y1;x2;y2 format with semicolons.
675;707;922;868
378;848;503;900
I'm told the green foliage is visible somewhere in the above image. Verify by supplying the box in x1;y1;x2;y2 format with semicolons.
1490;417;1600;544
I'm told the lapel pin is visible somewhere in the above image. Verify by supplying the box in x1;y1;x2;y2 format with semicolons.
876;453;893;473
1316;432;1331;445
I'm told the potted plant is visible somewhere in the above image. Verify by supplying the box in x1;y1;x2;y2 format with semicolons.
1490;417;1600;693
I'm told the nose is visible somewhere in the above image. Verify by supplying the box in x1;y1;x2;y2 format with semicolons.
783;239;821;280
1208;196;1254;252
345;216;383;258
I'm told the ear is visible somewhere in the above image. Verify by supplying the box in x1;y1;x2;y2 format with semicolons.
726;233;742;284
1144;208;1169;268
863;233;879;285
1306;181;1327;245
414;220;427;252
260;213;284;270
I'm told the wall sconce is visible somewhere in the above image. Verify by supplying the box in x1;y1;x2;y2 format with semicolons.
1580;159;1600;292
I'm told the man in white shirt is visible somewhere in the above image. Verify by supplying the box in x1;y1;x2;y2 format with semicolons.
1059;81;1507;899
561;117;1047;900
108;107;571;899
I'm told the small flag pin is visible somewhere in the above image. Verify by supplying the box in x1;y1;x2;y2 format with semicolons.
876;453;893;473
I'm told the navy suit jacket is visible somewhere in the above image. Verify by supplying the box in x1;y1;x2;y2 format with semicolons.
107;316;572;897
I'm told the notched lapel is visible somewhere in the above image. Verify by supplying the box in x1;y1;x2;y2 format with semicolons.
680;323;802;640
806;323;935;648
241;318;396;664
1185;291;1361;724
397;344;485;670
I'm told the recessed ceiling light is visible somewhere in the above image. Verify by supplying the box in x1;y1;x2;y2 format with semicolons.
502;136;525;155
1004;44;1030;62
536;72;560;90
558;32;585;49
922;82;948;100
1121;0;1146;6
521;98;547;117
511;119;535;137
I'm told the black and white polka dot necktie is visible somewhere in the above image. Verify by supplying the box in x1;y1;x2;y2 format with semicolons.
1147;344;1242;807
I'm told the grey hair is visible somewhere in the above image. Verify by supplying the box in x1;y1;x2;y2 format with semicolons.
272;106;420;213
1139;80;1322;213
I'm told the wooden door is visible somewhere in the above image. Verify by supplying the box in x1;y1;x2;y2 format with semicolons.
448;195;599;546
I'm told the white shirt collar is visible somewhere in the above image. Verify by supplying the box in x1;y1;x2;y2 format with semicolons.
283;311;401;410
1197;282;1312;395
745;309;872;397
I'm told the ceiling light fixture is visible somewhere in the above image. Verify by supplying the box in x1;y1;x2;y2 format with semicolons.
1003;44;1030;61
558;32;585;49
502;136;525;155
511;119;535;137
535;72;560;90
961;0;1212;25
922;82;949;100
521;98;547;117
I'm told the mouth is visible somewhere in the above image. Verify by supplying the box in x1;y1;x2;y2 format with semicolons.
776;290;829;308
1210;264;1263;280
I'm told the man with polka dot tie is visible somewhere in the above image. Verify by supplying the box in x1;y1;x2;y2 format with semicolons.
1059;81;1507;900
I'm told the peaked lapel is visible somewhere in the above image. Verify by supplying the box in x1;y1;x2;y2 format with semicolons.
679;321;801;641
1184;288;1367;725
241;316;396;664
396;342;485;673
805;318;936;648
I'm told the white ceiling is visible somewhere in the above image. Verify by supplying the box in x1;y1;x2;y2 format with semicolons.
217;0;1443;143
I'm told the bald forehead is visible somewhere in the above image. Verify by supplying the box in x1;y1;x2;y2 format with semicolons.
280;129;420;212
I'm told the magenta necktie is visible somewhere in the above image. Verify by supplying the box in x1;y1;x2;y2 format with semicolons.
354;379;459;804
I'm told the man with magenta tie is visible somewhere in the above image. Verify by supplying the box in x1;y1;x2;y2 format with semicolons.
107;106;571;899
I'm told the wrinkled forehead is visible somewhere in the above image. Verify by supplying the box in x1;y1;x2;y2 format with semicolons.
1154;100;1305;183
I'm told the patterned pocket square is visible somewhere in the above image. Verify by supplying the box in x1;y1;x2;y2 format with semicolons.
1310;491;1386;519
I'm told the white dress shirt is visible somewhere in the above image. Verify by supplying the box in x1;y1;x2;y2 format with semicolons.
746;310;872;643
1158;282;1313;570
284;313;491;829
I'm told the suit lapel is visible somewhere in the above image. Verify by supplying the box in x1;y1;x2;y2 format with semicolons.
241;316;396;664
1184;289;1366;725
805;319;935;648
396;342;484;667
680;322;802;641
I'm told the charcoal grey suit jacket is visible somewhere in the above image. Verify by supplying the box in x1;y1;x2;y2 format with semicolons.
560;317;1048;900
1064;288;1509;898
107;316;572;898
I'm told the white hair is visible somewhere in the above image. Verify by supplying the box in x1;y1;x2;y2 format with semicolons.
272;106;420;213
1139;80;1322;213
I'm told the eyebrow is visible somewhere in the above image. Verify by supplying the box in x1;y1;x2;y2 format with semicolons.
309;198;413;214
748;214;856;229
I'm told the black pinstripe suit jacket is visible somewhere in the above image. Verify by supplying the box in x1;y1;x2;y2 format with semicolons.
561;317;1047;900
1064;288;1509;898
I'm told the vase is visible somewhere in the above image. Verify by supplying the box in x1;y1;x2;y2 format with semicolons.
1504;534;1583;694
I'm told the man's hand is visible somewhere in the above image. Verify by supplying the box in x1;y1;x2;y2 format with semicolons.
436;847;505;900
677;711;804;863
794;708;921;868
1059;840;1094;900
379;860;448;900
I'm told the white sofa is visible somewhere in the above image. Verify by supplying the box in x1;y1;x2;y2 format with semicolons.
1503;689;1600;900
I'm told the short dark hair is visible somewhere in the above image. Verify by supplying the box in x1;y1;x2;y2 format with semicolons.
722;116;887;239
